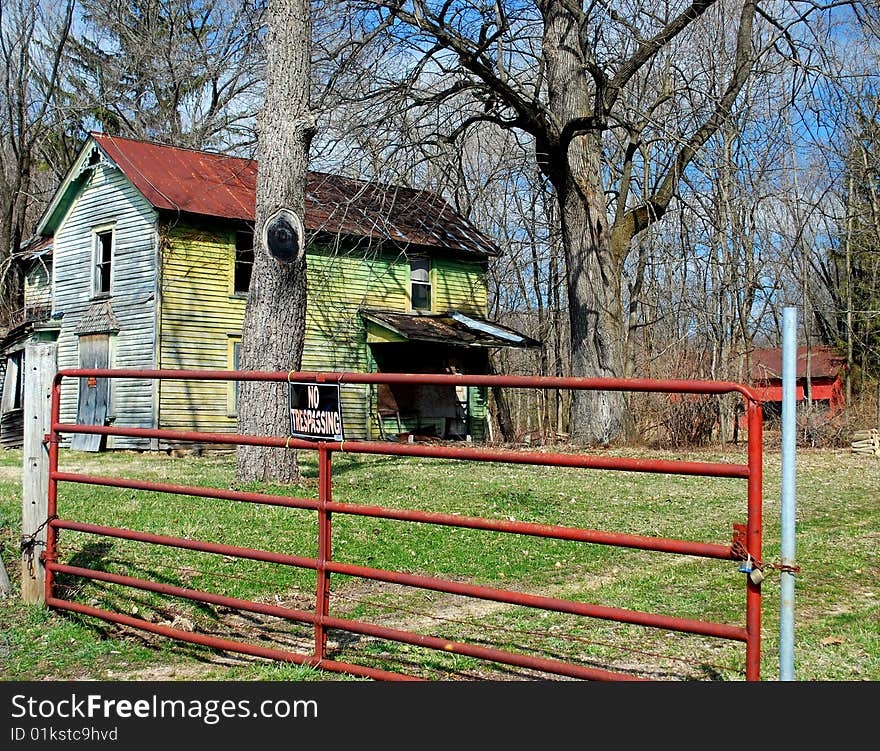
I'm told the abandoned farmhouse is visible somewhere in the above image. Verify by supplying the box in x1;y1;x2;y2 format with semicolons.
0;132;539;449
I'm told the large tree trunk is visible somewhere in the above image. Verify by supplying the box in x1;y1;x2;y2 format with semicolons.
236;0;313;484
559;169;629;444
540;0;628;445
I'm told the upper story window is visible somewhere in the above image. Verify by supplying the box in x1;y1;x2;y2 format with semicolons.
93;227;114;297
234;230;254;295
410;257;432;311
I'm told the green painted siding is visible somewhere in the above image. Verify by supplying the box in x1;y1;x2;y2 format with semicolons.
52;160;158;450
469;386;487;441
432;257;487;314
159;224;490;440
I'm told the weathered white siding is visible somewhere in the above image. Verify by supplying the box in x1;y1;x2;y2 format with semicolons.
24;261;52;309
53;161;158;449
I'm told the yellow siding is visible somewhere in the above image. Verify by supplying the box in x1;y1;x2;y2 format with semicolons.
25;263;52;308
365;321;407;343
159;227;244;433
433;258;487;314
159;223;490;438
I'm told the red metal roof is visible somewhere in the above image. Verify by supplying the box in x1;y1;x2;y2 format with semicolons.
91;132;499;257
751;346;845;382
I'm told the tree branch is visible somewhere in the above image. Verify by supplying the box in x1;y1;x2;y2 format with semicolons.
613;0;757;260
605;0;717;111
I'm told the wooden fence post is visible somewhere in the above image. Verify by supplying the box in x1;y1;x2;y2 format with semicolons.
21;340;57;604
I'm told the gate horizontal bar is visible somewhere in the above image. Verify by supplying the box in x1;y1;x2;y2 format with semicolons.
57;367;761;402
324;560;748;641
53;424;749;478
49;563;645;682
53;471;735;559
47;597;418;681
52;518;319;570
51;519;747;642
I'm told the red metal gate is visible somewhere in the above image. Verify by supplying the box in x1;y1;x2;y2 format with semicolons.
43;369;763;681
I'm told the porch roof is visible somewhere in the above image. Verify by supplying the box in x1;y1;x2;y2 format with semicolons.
361;309;540;349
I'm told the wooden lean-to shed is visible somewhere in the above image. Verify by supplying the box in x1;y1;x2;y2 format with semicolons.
0;237;59;449
751;346;846;416
22;132;538;450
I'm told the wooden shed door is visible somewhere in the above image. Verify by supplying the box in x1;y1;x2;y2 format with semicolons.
71;334;110;452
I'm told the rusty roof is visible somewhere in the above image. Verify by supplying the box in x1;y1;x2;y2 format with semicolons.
751;346;845;381
17;236;52;260
361;308;540;349
90;132;499;257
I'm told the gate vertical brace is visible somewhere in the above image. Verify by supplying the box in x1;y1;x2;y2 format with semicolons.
315;445;333;660
745;400;763;681
44;375;62;604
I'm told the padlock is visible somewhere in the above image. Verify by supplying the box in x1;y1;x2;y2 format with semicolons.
738;555;753;574
749;567;765;585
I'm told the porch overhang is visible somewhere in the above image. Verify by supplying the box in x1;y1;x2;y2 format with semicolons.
361;309;540;349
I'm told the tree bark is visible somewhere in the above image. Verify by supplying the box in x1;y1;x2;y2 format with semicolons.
236;0;314;484
540;0;628;444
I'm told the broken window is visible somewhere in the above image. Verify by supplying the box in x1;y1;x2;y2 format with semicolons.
410;257;431;311
234;230;254;295
1;352;24;412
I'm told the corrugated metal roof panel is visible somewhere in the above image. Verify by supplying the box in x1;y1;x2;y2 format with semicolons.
751;346;845;381
361;308;540;349
91;133;500;258
75;299;121;336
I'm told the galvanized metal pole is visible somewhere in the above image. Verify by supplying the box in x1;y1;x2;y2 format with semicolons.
780;307;797;680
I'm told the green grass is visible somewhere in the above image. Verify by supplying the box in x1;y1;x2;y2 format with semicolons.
0;443;877;681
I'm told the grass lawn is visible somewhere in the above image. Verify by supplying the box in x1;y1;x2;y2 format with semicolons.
0;441;877;681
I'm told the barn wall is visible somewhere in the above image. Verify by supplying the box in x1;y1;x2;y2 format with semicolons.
755;375;845;415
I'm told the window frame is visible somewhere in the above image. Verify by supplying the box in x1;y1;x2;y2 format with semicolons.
227;335;242;416
91;224;115;298
1;351;24;412
409;257;432;312
232;229;255;297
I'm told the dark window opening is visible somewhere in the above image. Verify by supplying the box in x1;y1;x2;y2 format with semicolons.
95;230;113;295
230;338;241;415
235;231;254;294
410;258;431;311
2;352;24;411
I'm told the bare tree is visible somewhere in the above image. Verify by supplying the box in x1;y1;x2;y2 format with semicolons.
68;0;265;153
318;0;856;445
0;0;74;322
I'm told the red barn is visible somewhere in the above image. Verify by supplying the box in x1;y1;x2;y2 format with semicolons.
751;346;846;415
